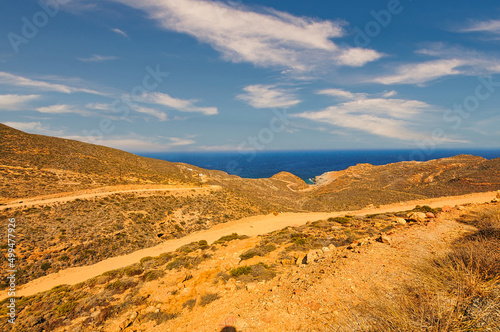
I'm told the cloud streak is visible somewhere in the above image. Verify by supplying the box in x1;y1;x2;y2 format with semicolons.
237;85;301;109
0;94;40;110
78;55;119;62
139;92;218;115
110;0;382;72
111;28;129;37
0;72;106;95
293;89;440;141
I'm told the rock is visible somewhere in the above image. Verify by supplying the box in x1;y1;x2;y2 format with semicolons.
306;249;322;263
295;254;307;266
246;283;257;292
406;212;426;222
321;247;330;253
497;190;500;199
328;244;336;251
376;234;391;245
395;218;407;225
119;311;138;330
425;212;435;219
442;205;452;212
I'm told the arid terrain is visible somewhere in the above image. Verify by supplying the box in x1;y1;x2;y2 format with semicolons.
1;123;500;331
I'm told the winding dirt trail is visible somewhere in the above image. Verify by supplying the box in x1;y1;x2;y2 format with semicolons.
0;185;221;210
1;190;496;301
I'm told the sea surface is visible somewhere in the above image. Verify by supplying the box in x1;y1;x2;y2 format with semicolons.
141;149;500;184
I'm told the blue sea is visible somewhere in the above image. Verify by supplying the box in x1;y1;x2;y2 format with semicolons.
141;149;500;184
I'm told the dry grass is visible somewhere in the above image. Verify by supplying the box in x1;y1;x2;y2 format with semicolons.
349;205;500;332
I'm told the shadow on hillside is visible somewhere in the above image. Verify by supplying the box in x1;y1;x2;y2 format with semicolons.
220;327;237;332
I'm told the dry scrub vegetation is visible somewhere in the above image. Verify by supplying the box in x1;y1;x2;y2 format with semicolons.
350;205;500;331
0;189;271;286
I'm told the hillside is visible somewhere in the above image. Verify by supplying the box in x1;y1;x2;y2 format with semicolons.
2;199;498;331
1;123;500;292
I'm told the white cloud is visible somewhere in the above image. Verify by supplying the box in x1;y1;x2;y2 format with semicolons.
86;102;169;121
336;48;383;67
133;105;169;121
0;72;105;95
317;88;365;100
110;0;382;71
139;92;218;115
237;85;301;109
65;135;195;152
111;28;129;38
372;59;465;85
371;44;500;85
458;20;500;34
2;121;65;136
166;137;196;146
36;104;94;116
293;89;439;141
382;90;397;98
78;55;119;62
0;94;40;110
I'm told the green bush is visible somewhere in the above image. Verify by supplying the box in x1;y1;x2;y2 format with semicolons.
230;266;252;277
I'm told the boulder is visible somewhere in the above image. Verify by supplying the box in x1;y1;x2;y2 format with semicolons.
321;246;330;253
376;234;391;245
425;212;435;219
395;218;407;225
406;212;426;223
295;254;307;266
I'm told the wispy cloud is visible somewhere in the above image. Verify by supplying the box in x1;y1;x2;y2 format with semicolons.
2;121;65;136
165;137;196;146
85;102;168;121
0;72;105;95
237;85;301;109
372;59;465;85
457;20;500;34
110;0;382;72
371;44;500;85
78;54;119;62
111;28;129;38
317;88;366;100
293;89;441;141
36;104;94;116
138;92;218;115
65;134;195;152
0;94;40;110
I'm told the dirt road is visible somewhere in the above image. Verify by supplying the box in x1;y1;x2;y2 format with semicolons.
0;190;496;301
0;185;221;210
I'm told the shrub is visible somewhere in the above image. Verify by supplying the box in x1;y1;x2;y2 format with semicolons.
142;269;165;282
230;266;251;277
139;311;178;324
213;233;249;245
182;298;196;310
56;300;77;316
40;262;52;271
240;243;276;260
327;216;352;224
200;293;220;307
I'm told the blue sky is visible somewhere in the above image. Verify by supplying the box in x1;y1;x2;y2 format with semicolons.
1;0;500;152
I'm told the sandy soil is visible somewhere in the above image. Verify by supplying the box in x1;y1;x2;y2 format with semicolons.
0;190;496;301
